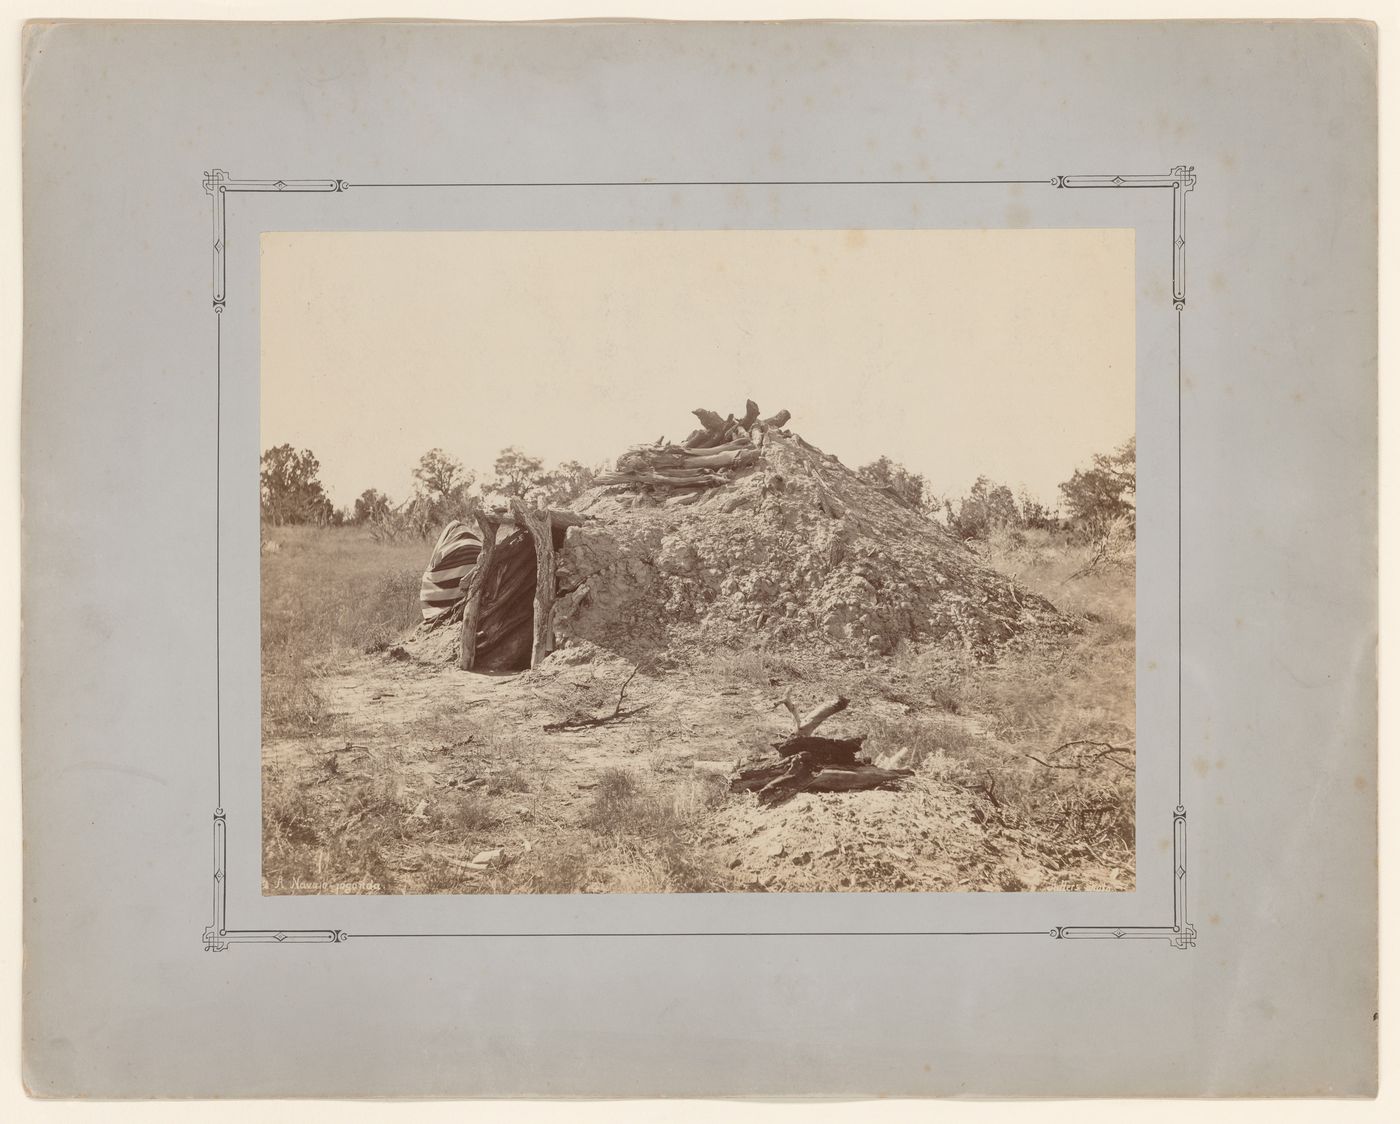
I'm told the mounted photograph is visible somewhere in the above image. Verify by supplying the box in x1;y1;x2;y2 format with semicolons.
259;227;1137;895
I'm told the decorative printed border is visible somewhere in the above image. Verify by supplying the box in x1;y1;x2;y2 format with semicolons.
1054;165;1196;310
201;169;1196;952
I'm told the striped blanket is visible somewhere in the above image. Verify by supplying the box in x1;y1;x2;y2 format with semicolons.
420;520;483;622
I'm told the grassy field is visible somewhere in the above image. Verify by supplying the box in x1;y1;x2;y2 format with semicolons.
884;527;1137;878
261;525;425;737
261;522;1135;894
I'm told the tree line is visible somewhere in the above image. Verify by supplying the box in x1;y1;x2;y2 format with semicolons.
261;435;1136;541
259;444;605;532
855;436;1135;540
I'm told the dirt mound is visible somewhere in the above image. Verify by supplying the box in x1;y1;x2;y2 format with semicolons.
403;410;1067;669
554;427;1063;662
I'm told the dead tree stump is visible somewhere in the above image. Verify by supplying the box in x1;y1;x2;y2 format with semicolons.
730;693;913;806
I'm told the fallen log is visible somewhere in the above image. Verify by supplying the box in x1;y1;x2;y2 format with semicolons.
729;694;912;805
803;765;914;795
639;447;758;471
687;436;755;454
780;693;849;737
731;739;863;791
773;734;866;763
729;758;796;793
594;470;730;489
610;456;733;475
693;407;728;434
610;404;778;482
731;749;912;806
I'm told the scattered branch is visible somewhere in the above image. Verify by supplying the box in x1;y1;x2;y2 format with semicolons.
1046;738;1135;757
541;665;651;732
779;692;850;737
736;695;910;806
610;664;641;717
542;704;651;733
1025;739;1135;772
1062;516;1134;582
1024;754;1088;771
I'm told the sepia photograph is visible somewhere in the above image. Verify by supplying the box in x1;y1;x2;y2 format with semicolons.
18;10;1382;1100
259;227;1137;895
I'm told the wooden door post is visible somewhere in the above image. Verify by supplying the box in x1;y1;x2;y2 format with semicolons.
510;499;556;669
458;514;498;671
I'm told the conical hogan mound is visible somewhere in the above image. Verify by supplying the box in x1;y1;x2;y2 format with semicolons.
403;404;1068;668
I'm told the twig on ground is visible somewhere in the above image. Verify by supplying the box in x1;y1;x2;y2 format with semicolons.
612;665;641;717
1044;738;1134;757
1026;739;1135;773
541;665;650;732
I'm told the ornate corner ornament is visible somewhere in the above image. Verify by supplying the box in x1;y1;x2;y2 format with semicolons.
203;168;1195;950
1053;807;1195;949
203;809;346;951
1053;166;1196;309
202;169;348;311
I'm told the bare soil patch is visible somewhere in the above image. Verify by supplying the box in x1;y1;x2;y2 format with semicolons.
264;619;1133;895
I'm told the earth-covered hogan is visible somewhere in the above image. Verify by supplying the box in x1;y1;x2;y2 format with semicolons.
403;401;1070;673
262;402;1136;895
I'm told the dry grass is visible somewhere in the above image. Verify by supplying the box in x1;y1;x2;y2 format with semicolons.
263;678;736;896
261;524;425;737
874;526;1138;875
572;768;736;892
977;525;1135;624
693;646;807;689
262;522;1136;893
263;707;529;895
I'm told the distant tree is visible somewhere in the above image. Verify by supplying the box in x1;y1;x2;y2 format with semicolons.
921;489;953;526
1017;489;1060;532
260;444;334;526
857;456;927;511
951;476;1021;540
1059;437;1136;534
488;447;547;499
352;488;392;525
412;448;475;524
413;449;473;506
536;459;603;506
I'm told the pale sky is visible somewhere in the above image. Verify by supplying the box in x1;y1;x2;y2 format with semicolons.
261;228;1133;509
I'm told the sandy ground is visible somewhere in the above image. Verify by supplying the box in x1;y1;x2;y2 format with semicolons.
264;645;1130;894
